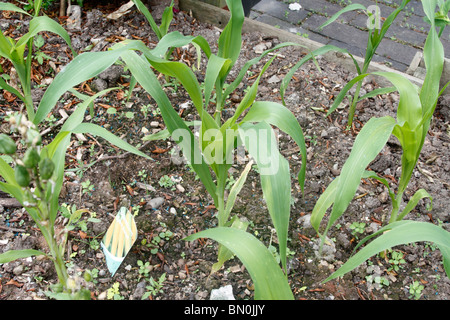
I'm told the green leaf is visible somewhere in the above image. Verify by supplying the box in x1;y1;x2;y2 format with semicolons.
242;101;307;193
0;249;47;263
321;116;396;237
223;160;254;224
0;3;31;16
119;48;218;205
16;16;74;56
212;216;249;274
239;121;291;272
71;123;151;160
397;189;432;221
35;48;127;125
185;227;294;299
319;3;367;30
217;0;244;73
323;220;450;282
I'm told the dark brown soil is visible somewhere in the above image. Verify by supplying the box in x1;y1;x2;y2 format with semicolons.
0;1;449;301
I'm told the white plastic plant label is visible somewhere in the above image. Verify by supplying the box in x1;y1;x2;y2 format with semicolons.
101;207;137;276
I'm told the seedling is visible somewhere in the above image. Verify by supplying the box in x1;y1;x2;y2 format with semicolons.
387;250;406;272
107;282;124;300
409;280;425;300
142;273;166;300
137;260;152;278
349;221;366;237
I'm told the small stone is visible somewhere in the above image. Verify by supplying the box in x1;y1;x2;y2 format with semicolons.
178;271;187;279
170;207;177;215
13;265;24;276
147;197;165;209
176;184;185;193
150;121;159;128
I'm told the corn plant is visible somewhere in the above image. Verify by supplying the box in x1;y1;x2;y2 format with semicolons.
38;0;339;299
319;0;410;127
0;2;75;122
425;0;450;37
132;0;174;42
310;0;450;282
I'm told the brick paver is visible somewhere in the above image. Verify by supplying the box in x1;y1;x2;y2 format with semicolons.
247;0;450;72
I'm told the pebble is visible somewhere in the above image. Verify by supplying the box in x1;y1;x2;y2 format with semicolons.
13;265;24;276
147;197;165;209
176;184;185;193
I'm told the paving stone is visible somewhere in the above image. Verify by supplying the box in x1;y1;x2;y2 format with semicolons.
248;0;448;71
297;0;342;16
255;13;309;35
253;0;309;25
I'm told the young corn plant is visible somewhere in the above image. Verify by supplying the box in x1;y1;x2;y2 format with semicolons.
310;0;450;283
319;0;411;127
45;0;337;299
0;89;149;299
0;2;75;121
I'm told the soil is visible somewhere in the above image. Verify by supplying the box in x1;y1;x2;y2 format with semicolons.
0;1;449;301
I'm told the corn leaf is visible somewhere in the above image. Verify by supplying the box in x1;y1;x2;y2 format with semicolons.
241;101;307;193
185;227;294;299
323;220;450;282
119;49;218;205
16;16;74;56
320;116;396;237
239;121;291;272
0;249;47;264
281;44;361;105
319;4;367;30
0;3;31;15
217;0;244;72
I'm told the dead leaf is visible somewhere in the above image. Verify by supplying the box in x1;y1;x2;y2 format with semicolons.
6;279;23;288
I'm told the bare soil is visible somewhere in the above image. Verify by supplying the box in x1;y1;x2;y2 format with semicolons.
0;1;449;301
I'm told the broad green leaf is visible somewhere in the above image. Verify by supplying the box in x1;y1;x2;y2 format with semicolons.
204;54;232;108
212;216;249;274
323;220;450;282
35;48;127;124
311;171;386;234
0;156;17;185
420;1;444;131
324;116;396;235
16;16;74;56
185;227;294;299
397;189;432;221
242;101;307;193
239;121;291;272
0;249;47;263
319;4;367;30
223;160;254;224
119;49;218;205
281;44;361;105
310;177;339;234
217;0;244;72
159;0;174;37
373;72;421;129
0;3;31;15
71;123;151;160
